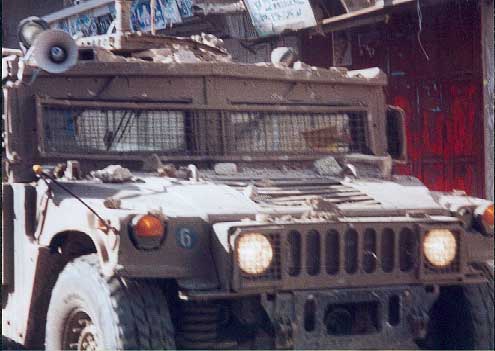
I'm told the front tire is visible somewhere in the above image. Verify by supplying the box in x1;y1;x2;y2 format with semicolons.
422;261;494;350
45;254;176;350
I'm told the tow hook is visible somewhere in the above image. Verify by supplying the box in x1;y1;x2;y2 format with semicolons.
274;316;295;349
408;308;429;339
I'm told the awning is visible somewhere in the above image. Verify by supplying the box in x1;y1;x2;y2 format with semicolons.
315;0;415;33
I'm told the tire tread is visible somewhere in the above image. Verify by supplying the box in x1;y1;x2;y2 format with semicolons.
46;254;175;350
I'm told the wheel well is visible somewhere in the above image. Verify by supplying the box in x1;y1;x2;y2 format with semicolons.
49;231;98;259
25;231;98;348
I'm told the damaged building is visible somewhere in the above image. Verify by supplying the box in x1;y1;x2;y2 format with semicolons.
2;0;494;200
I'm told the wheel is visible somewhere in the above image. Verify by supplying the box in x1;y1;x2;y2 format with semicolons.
45;254;176;350
422;261;494;350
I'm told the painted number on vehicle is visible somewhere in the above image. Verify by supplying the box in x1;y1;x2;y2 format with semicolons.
176;227;198;249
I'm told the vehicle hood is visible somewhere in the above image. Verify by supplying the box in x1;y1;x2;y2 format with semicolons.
52;174;447;222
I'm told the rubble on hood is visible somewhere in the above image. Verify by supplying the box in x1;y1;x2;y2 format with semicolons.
314;156;342;176
92;165;133;183
88;33;232;64
214;163;238;175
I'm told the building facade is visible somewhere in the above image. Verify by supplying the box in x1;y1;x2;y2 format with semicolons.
3;0;493;199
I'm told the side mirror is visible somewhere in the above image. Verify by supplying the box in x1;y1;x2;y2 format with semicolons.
386;106;407;161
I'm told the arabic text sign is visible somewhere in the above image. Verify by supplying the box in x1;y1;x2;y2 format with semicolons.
131;0;182;32
244;0;317;37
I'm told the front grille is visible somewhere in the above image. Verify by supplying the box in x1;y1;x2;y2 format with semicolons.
286;226;419;280
40;105;369;157
235;224;463;291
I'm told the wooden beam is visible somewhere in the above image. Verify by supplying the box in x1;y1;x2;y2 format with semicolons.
319;0;414;26
43;0;114;23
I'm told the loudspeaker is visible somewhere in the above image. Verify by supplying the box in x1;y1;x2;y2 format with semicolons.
30;29;78;74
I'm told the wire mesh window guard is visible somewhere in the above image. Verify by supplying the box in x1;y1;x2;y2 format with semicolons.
41;106;369;156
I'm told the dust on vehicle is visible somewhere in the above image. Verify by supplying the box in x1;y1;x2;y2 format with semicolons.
2;6;494;351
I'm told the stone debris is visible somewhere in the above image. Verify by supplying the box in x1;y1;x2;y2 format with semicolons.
103;197;122;209
314;156;342;176
142;153;162;172
92;165;133;183
292;61;315;71
190;33;225;50
173;47;201;63
88;35;231;64
270;47;298;67
243;184;257;200
158;164;177;178
214;163;238;175
176;167;192;179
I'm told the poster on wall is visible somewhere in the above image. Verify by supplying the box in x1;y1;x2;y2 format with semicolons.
56;4;115;36
130;0;182;31
54;0;190;36
176;0;194;18
243;0;317;37
332;30;352;66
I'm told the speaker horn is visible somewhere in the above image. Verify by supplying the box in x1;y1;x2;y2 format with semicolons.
30;29;78;74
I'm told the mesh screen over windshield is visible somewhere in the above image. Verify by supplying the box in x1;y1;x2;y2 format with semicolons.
41;106;369;156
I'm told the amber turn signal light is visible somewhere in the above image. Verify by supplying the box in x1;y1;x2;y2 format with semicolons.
33;164;43;175
482;204;494;229
134;215;165;238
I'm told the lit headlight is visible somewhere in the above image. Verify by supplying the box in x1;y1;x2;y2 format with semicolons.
423;229;457;267
236;233;273;274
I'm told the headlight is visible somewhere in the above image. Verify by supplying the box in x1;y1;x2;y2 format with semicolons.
423;229;457;267
236;233;273;274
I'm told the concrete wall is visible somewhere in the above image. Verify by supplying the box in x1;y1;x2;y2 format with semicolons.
2;0;64;48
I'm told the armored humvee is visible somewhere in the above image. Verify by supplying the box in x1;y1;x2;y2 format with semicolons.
2;15;494;351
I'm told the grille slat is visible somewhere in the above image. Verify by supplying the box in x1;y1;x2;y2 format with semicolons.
362;229;377;273
381;228;395;273
399;228;418;272
287;231;302;277
325;230;340;275
345;229;359;274
306;230;321;276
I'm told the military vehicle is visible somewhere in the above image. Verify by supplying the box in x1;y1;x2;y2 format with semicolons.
2;6;494;351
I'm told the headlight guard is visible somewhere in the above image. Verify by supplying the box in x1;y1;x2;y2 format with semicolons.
418;224;463;280
231;229;282;290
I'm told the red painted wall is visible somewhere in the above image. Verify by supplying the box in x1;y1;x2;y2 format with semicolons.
302;0;484;197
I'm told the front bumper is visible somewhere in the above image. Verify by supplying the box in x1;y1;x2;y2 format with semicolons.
261;285;439;349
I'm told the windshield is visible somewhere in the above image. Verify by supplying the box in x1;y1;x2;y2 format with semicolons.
41;105;370;157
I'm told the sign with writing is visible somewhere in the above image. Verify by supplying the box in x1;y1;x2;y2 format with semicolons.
243;0;317;37
54;0;191;37
176;0;194;18
131;0;182;32
56;4;115;36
